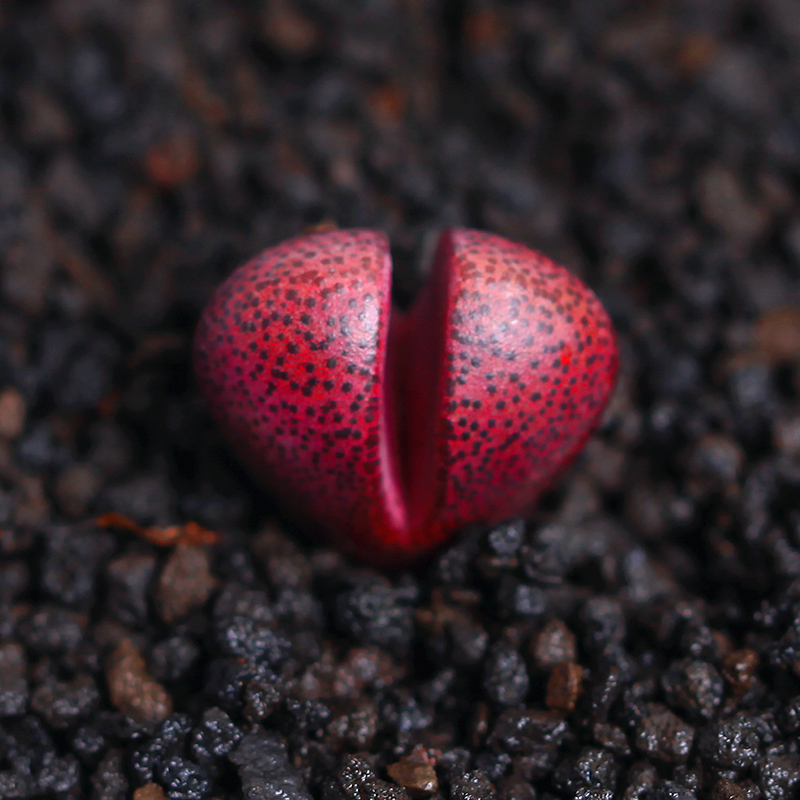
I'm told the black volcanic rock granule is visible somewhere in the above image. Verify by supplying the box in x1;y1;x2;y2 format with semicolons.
1;0;800;798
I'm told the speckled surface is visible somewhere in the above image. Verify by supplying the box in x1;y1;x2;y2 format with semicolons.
195;228;616;564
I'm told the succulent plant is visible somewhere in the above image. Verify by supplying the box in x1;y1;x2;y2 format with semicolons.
194;228;618;566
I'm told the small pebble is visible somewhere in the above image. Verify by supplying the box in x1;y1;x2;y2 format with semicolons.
325;755;409;799
0;387;26;439
531;620;578;669
145;131;200;189
31;673;100;729
711;778;757;800
759;750;800;800
156;545;218;624
251;524;312;589
92;749;128;800
149;636;201;684
755;306;800;363
336;578;417;658
106;550;158;627
230;730;313;800
134;783;168;800
553;747;618;794
722;649;760;696
19;604;87;653
689;435;744;485
662;659;724;719
451;770;496;800
484;643;529;707
387;747;438;797
697;715;761;770
546;661;584;714
635;704;695;764
592;722;630;756
106;639;173;724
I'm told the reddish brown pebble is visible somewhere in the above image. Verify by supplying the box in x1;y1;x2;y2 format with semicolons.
145;132;200;188
387;746;439;798
722;648;759;695
774;415;800;456
531;619;577;670
711;777;754;800
261;0;321;57
754;306;800;363
106;639;172;724
0;388;26;440
546;661;583;714
156;545;218;624
133;783;168;800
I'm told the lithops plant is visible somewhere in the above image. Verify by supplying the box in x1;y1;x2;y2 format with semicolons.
194;228;618;566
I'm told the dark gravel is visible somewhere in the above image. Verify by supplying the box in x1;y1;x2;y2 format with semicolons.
1;0;800;798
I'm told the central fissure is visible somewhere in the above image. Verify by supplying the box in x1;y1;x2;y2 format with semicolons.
378;232;453;546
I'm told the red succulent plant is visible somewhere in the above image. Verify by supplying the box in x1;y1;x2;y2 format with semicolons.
194;228;618;566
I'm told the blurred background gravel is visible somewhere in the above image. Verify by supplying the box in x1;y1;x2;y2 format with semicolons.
1;0;800;798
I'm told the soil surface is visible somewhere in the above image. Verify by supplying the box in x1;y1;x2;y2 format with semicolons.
1;1;800;799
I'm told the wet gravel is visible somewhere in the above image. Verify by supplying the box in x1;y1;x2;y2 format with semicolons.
2;0;800;798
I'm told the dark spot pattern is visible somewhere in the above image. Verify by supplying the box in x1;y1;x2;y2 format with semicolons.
454;231;614;515
401;229;618;550
194;228;618;566
194;229;404;562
